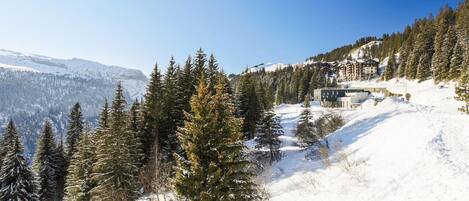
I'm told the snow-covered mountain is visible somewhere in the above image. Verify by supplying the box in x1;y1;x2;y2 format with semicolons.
0;49;148;160
0;49;147;99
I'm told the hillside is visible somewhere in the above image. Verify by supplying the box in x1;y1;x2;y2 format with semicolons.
0;49;148;160
259;79;469;201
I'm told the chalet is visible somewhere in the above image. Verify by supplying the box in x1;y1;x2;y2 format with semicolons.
338;59;379;81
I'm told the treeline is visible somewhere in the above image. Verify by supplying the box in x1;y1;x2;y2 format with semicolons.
0;49;273;200
232;62;338;107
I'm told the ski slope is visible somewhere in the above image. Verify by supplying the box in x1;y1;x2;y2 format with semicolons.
265;79;469;201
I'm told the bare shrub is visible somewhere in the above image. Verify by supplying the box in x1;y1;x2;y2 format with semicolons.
139;155;174;201
333;141;367;183
319;145;331;168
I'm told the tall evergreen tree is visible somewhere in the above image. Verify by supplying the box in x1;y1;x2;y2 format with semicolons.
129;100;144;167
441;25;458;80
193;48;207;84
296;96;316;146
397;26;413;78
456;0;469;52
66;102;84;162
178;56;195;113
34;121;58;201
175;80;260;201
384;51;397;81
65;127;96;201
160;57;182;161
432;6;455;82
95;99;110;144
449;40;464;80
54;139;67;201
237;73;263;139
456;70;469;114
416;19;435;82
255;111;283;164
92;83;141;201
207;54;220;94
0;120;38;201
406;20;425;80
0;121;18;170
142;63;163;163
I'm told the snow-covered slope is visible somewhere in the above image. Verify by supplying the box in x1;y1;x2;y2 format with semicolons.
0;49;147;98
247;63;288;73
262;79;469;201
349;40;382;60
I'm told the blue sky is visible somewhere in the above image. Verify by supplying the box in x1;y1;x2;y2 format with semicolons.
0;0;460;75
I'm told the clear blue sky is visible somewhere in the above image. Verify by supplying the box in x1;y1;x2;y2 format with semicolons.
0;0;460;75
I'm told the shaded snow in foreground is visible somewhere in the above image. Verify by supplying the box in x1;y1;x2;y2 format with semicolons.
265;79;469;201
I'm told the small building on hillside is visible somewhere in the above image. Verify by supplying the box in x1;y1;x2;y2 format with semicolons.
313;88;370;108
338;59;379;81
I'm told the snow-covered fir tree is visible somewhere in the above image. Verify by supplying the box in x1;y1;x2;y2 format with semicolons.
175;79;261;201
0;120;38;201
255;111;283;164
296;96;316;146
65;126;96;201
54;139;67;201
91;83;141;201
456;71;469;114
141;63;164;164
237;73;263;139
384;51;397;81
160;57;183;162
129;99;144;168
34;120;58;201
66;102;84;162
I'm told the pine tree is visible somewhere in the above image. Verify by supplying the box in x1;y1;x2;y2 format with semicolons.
449;40;464;80
456;0;469;51
54;139;67;201
441;25;458;80
207;54;220;94
178;56;195;113
175;80;260;201
0;121;18;170
255;111;283;164
397;26;413;78
193;48;207;84
296;96;316;146
92;83;141;201
416;19;435;82
160;56;182;161
432;6;455;82
34;121;58;201
0;120;38;200
406;20;425;80
95;99;110;143
456;70;469;114
66;102;84;162
384;51;397;81
237;73;263;139
65;127;96;201
309;69;319;95
129;100;144;167
142;63;163;163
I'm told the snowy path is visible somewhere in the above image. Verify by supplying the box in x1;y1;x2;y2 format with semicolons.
265;80;469;201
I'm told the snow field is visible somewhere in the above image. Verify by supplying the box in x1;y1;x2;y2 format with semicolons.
262;79;469;201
